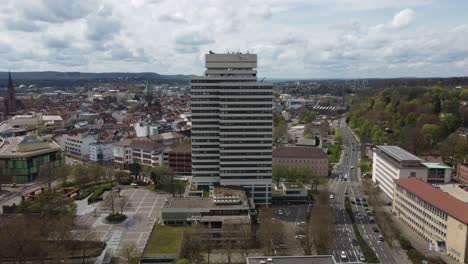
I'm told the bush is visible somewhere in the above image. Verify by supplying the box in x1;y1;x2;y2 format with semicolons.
105;213;127;223
399;236;413;250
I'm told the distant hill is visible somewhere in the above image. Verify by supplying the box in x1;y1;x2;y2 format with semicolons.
0;71;191;81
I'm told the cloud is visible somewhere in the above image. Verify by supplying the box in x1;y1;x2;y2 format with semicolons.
86;8;121;42
5;19;43;32
173;28;214;53
390;8;415;29
45;37;70;49
19;0;95;23
159;12;188;23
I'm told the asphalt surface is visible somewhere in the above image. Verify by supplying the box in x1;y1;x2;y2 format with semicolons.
329;119;397;264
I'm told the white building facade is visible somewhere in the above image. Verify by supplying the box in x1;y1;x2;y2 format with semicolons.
372;145;452;199
191;53;273;205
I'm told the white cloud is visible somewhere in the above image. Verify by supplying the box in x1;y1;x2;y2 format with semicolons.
390;8;415;29
0;0;466;78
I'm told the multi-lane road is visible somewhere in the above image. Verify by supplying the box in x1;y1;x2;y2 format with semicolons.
329;119;397;263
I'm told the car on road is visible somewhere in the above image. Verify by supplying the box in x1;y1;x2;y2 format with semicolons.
367;211;372;216
359;254;366;262
368;217;375;223
351;239;358;246
278;209;283;216
361;197;366;202
372;227;379;232
340;251;347;260
378;235;385;241
130;182;139;188
330;194;334;199
363;202;368;207
295;235;305;240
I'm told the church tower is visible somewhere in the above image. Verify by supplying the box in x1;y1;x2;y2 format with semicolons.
6;71;17;114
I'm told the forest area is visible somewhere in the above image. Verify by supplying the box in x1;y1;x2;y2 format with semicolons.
347;86;468;165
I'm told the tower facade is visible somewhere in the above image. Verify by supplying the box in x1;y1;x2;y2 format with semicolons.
6;71;16;114
191;53;273;205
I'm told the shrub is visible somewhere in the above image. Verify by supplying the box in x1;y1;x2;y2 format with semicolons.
105;213;127;223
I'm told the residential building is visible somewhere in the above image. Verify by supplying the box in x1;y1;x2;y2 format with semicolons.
393;178;468;263
167;144;191;176
456;163;468;184
89;141;114;162
59;134;97;158
191;52;273;205
273;146;328;176
0;136;63;183
372;145;452;198
132;122;160;137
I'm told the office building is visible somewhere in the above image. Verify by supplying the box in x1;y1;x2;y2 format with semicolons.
273;146;328;176
393;178;468;263
89;141;114;162
167;144;191;177
191;52;273;205
372;145;452;198
0;136;63;183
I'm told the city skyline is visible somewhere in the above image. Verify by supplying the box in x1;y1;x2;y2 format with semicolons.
0;0;467;78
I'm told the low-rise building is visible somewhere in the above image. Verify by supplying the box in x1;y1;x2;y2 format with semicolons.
456;163;468;184
393;178;468;263
272;182;309;204
89;141;114;162
273;146;328;176
372;145;452;199
0;136;63;183
59;134;97;158
161;187;254;226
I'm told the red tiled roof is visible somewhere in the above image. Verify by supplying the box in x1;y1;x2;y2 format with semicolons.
394;178;468;224
273;147;327;159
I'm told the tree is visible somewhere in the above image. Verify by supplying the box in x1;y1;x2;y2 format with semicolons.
89;164;104;184
72;164;92;191
129;162;142;176
358;161;371;174
55;164;71;187
304;188;335;255
37;163;55;187
116;195;130;215
440;113;459;134
272;163;288;186
297;109;317;124
27;188;76;219
422;124;442;148
258;209;286;255
104;190;118;216
115;171;130;184
119;243;141;264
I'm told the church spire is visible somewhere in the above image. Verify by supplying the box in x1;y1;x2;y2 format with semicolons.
8;71;13;90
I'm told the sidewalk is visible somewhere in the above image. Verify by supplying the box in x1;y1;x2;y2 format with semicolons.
389;211;458;264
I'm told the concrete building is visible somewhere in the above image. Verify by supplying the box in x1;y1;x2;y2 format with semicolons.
59;134;97;158
89;141;114;162
372;145;452;199
161;187;254;226
273;147;328;176
0;136;63;183
167;144;191;177
393;178;468;263
191;52;273;205
456;163;468;184
132;122;159;137
272;182;309;204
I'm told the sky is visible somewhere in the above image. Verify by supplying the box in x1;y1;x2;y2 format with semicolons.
0;0;467;78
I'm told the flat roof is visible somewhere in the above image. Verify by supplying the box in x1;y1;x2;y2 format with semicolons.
247;256;336;264
378;145;423;162
0;136;60;158
394;178;468;224
273;146;327;159
421;162;452;169
438;184;468;203
163;197;250;209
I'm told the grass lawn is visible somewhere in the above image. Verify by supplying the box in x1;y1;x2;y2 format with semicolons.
327;144;341;163
143;225;183;255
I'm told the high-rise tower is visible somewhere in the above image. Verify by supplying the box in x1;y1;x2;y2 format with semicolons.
191;52;273;205
6;71;16;114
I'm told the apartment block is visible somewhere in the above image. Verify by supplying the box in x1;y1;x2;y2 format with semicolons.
393;178;468;263
273;146;328;176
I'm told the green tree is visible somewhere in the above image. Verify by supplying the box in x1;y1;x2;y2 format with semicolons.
422;124;442;148
129;162;142;176
358;161;371;174
272;163;288;186
440;113;459;134
27;189;76;219
297;109;317;124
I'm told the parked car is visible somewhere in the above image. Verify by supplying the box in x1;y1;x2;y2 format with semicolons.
351;239;358;246
372;227;379;232
359;254;366;262
130;182;138;188
330;194;334;199
278;209;284;216
340;251;347;260
378;235;385;241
